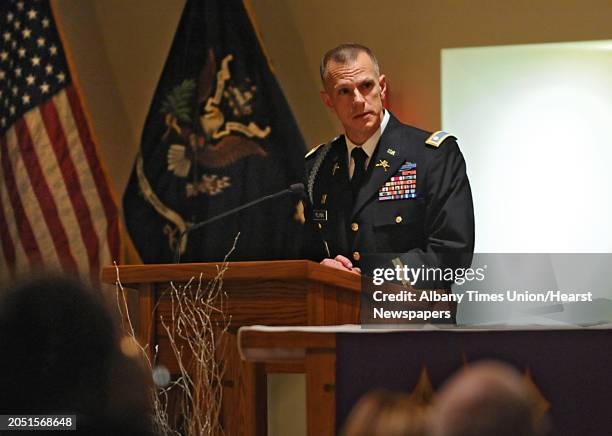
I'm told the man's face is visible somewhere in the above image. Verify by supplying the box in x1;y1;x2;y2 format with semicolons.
320;52;387;145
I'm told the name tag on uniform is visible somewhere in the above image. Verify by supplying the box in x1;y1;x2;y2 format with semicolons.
313;210;328;221
379;161;417;201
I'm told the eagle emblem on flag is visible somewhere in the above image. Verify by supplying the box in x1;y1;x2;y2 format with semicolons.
162;50;271;197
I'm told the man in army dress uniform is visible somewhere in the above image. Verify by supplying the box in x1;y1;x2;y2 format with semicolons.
303;44;474;276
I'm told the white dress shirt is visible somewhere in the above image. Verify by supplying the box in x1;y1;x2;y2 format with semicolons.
346;110;390;179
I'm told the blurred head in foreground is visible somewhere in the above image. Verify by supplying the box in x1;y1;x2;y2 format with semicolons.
430;360;545;436
0;274;152;435
341;389;429;436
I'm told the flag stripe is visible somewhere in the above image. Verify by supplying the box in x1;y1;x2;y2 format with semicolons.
37;97;99;279
0;166;29;275
0;183;16;276
24;107;91;278
65;85;119;260
6;127;62;269
6;126;61;270
0;134;42;268
14;118;78;272
54;90;112;272
27;106;91;278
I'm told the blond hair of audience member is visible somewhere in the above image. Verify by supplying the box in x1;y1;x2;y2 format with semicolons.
341;390;430;436
430;360;545;436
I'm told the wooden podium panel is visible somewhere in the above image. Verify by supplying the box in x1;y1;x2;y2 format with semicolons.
101;260;360;435
239;328;338;436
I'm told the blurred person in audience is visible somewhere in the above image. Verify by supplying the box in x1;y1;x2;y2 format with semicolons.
341;389;430;436
429;360;547;436
0;274;153;435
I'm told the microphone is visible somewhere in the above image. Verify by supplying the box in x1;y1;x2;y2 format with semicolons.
173;183;305;263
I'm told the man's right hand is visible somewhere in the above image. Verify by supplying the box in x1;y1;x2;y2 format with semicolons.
320;255;361;274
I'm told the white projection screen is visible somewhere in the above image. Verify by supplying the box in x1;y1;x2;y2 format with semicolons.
442;41;612;253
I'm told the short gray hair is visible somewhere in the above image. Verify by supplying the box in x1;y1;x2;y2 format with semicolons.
319;43;380;84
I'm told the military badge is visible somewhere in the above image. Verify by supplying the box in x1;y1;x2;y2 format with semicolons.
379;161;417;201
375;159;390;172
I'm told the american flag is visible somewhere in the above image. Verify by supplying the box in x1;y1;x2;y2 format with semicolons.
0;0;119;282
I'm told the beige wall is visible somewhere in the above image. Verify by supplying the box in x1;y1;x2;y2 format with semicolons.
54;0;612;199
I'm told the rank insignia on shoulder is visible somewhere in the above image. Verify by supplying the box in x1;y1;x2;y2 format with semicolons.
425;131;455;148
378;161;417;201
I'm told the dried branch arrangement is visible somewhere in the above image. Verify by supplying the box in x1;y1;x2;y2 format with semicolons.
113;242;234;435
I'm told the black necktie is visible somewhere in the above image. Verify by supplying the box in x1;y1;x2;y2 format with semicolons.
351;147;368;198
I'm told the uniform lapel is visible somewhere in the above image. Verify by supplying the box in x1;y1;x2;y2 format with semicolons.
352;115;405;217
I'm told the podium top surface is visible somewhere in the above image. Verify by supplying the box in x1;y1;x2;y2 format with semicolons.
101;259;360;291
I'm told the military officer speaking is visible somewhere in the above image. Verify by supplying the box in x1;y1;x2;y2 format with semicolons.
303;43;475;275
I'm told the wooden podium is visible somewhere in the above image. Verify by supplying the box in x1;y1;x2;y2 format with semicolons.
101;260;360;435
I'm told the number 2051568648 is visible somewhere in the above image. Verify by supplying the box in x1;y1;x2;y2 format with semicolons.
0;415;76;430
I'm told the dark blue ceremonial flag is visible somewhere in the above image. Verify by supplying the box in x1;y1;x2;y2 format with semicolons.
123;0;306;263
